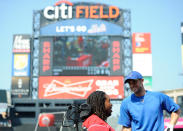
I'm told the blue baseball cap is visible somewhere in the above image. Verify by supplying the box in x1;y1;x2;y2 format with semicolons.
124;71;143;83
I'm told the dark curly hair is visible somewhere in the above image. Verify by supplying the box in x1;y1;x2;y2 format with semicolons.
87;91;108;121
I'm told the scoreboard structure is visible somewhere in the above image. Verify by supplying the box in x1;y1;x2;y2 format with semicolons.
11;1;132;128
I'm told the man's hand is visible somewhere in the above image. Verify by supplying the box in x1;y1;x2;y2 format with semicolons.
1;112;7;119
164;124;174;131
121;126;131;131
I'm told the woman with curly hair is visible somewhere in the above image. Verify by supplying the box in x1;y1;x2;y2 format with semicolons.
82;91;115;131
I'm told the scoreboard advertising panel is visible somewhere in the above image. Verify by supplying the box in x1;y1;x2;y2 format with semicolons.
132;33;151;54
12;34;31;76
12;54;30;76
12;35;31;53
132;33;152;77
11;77;30;98
11;34;31;98
39;76;124;99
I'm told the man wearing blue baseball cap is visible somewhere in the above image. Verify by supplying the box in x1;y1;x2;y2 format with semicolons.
118;71;181;131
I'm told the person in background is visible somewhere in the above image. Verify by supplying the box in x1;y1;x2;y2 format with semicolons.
118;71;181;131
82;91;115;131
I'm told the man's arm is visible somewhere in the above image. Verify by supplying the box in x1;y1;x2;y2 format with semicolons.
121;126;131;131
169;109;181;126
164;109;181;131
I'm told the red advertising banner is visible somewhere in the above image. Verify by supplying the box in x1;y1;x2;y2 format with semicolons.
39;38;53;76
132;33;151;54
39;76;124;99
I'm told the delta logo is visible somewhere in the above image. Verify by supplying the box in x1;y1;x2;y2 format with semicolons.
43;0;119;19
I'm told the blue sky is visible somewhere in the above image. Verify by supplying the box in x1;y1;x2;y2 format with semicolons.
0;0;183;91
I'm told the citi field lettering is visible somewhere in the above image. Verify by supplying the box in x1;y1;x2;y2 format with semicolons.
76;5;119;19
44;3;72;19
43;1;119;19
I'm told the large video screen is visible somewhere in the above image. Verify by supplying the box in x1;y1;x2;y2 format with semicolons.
53;36;109;67
52;36;110;76
39;36;122;76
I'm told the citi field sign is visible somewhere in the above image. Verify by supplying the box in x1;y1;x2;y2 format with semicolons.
43;0;120;19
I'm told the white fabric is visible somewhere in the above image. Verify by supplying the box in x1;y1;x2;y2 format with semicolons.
164;124;174;131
